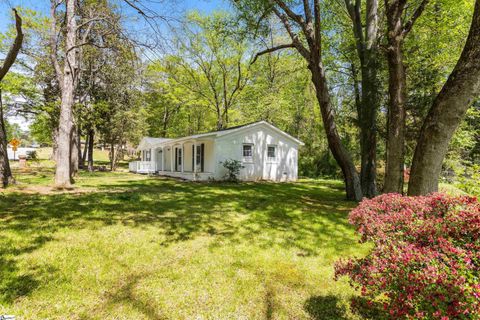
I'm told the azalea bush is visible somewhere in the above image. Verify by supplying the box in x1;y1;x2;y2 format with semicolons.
335;193;480;319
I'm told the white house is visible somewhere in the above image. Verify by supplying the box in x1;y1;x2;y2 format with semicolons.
129;121;304;182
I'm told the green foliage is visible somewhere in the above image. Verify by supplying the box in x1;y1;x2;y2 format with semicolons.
441;106;480;186
404;0;476;165
456;164;480;197
221;159;244;181
30;113;53;145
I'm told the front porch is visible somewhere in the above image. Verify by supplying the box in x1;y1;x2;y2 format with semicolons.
130;138;216;181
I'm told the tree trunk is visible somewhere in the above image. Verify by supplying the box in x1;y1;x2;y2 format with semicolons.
384;39;406;193
110;142;115;171
309;62;363;201
70;123;79;177
408;0;480;195
256;0;363;200
360;0;379;198
81;132;88;166
345;0;379;198
0;9;23;188
162;106;169;137
0;90;13;188
77;126;83;169
359;60;378;198
51;128;58;161
87;129;94;172
216;114;223;130
54;0;77;188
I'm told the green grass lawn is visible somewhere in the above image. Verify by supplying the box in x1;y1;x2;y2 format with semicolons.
0;164;371;319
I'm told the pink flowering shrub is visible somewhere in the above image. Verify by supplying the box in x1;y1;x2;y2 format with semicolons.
335;193;480;319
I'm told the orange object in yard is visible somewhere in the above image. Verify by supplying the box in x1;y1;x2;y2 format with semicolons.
10;138;20;151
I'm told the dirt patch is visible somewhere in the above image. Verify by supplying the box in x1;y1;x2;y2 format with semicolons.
3;183;94;195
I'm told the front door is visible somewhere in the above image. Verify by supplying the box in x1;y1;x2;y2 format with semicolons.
156;149;163;171
191;144;205;172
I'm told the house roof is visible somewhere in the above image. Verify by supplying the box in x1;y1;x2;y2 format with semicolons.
136;137;172;151
138;121;304;150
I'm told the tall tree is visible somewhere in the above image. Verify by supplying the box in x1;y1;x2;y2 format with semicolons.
408;0;480;195
238;0;363;200
49;0;139;184
383;0;429;193
344;0;380;198
0;8;23;188
49;0;77;188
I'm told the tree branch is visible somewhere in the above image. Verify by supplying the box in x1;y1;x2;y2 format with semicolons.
303;0;313;24
313;0;322;54
0;9;24;82
272;7;310;59
49;0;64;88
273;0;309;35
76;16;107;32
402;0;429;35
251;43;295;64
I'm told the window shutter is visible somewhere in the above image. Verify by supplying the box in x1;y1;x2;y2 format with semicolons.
201;143;205;172
175;148;178;171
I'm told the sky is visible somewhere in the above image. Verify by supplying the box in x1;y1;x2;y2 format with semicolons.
0;0;231;33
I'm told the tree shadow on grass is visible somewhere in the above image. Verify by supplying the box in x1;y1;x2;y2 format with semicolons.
83;268;166;320
305;295;387;320
0;235;56;304
304;295;350;320
350;297;388;320
0;176;360;304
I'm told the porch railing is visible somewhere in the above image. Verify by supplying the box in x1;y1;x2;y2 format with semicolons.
129;161;156;173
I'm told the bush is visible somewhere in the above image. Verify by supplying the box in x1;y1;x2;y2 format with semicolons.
335;193;480;319
299;151;341;178
26;150;38;160
221;159;244;182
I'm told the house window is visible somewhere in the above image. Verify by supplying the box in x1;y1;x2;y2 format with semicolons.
243;144;253;162
145;150;151;161
267;145;276;161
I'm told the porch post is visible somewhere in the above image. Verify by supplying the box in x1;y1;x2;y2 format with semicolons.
181;143;184;173
170;145;174;172
151;148;156;172
161;147;164;172
193;141;197;173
